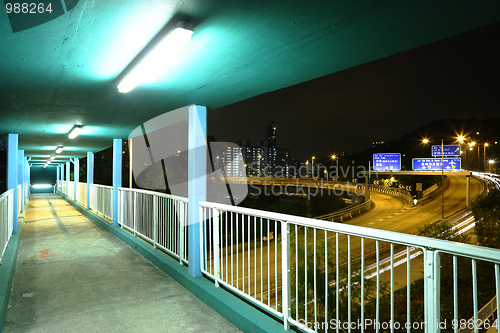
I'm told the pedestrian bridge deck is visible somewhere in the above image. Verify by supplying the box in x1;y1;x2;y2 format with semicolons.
3;193;240;333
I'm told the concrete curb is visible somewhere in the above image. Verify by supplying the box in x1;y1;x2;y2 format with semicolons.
62;194;291;333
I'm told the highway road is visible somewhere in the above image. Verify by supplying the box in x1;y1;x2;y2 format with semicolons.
349;175;483;234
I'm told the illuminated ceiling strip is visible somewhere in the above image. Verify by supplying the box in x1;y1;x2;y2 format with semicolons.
117;21;194;93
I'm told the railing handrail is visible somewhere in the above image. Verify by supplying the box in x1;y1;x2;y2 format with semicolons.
118;187;188;203
89;183;113;190
0;189;14;202
315;198;371;220
199;200;500;263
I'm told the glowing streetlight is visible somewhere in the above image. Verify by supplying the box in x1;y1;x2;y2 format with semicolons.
324;169;328;182
422;138;445;219
331;154;339;178
311;156;315;178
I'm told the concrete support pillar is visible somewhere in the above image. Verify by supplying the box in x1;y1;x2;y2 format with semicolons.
187;105;207;278
56;165;60;192
7;134;18;234
112;139;122;226
87;152;93;210
18;150;25;212
71;158;79;201
66;161;70;197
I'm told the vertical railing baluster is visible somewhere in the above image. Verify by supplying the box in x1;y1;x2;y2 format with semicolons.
231;211;234;286
325;230;328;333
214;208;220;288
260;217;263;303
453;256;458;333
236;213;239;290
275;219;278;310
305;227;308;324
376;241;380;333
348;235;351;333
407;247;411;333
248;215;251;296
336;233;339;333
295;225;298;321
472;259;478;333
361;238;365;333
254;216;257;299
390;243;394;333
495;264;500;333
314;228;317;332
281;221;291;330
267;219;270;307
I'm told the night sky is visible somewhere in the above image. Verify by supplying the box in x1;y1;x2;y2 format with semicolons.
208;22;500;161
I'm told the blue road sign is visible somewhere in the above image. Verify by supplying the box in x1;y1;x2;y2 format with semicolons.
431;145;461;157
373;153;401;171
412;158;461;170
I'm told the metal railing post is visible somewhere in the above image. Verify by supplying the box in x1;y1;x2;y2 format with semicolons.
153;194;158;248
179;202;185;265
214;208;220;288
424;249;440;333
281;221;291;330
133;191;137;236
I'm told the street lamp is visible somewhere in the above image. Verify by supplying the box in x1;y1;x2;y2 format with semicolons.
324;169;328;182
422;138;445;219
331;154;339;178
305;160;309;178
312;156;315;178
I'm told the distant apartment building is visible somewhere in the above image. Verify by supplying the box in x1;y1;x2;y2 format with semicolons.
234;121;293;177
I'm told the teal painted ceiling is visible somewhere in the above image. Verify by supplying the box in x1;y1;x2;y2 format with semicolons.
1;0;499;164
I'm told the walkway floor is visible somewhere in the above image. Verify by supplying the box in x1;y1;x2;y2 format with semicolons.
3;194;241;332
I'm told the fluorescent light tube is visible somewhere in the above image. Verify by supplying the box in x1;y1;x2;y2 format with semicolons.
56;146;64;154
117;21;194;93
50;155;55;160
32;184;53;188
69;125;83;139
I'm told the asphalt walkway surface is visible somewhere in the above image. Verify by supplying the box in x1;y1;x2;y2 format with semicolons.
3;194;240;333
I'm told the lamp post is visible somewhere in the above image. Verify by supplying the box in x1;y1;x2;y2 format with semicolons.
423;138;445;219
331;154;339;179
312;156;315;178
324;169;328;182
305;160;309;178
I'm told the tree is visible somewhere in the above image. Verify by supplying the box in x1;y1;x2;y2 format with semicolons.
471;188;500;249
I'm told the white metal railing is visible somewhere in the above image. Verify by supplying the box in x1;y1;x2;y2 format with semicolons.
368;184;413;202
75;182;87;206
62;180;66;194
199;201;500;332
89;184;113;220
315;199;372;222
118;188;188;264
67;181;75;200
0;189;14;265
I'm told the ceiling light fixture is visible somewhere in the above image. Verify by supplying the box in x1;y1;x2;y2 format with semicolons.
56;146;64;154
50;155;55;160
69;125;83;139
117;21;194;93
